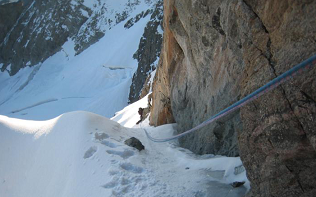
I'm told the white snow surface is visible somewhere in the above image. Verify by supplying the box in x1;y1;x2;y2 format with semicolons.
112;94;149;128
0;104;249;197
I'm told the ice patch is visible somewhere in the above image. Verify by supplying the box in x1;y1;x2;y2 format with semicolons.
203;169;225;180
205;181;247;197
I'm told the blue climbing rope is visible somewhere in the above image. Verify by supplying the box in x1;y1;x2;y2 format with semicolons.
145;54;316;142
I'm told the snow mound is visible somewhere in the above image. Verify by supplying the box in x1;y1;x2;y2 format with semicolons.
0;108;249;197
0;111;125;197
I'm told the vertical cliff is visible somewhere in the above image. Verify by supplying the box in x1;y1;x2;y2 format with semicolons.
151;0;316;196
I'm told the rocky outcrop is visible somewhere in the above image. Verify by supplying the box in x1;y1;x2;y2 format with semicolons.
74;0;146;55
128;0;163;103
0;0;90;75
151;0;316;196
124;137;145;151
0;0;152;75
0;1;24;44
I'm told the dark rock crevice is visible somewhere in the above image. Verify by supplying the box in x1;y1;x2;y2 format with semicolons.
0;1;24;47
242;0;269;34
297;179;305;192
300;91;316;105
281;88;307;133
211;7;225;36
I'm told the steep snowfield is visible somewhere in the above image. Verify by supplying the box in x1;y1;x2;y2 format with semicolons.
0;0;155;120
0;99;249;197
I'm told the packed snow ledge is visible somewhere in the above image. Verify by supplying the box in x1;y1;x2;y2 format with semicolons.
0;96;249;197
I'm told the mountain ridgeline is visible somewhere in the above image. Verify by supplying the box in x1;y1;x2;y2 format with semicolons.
1;0;88;75
0;0;163;79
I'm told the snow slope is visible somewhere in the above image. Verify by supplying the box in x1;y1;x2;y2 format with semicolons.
0;105;249;197
0;0;156;120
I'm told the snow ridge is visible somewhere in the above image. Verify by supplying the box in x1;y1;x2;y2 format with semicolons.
0;109;249;197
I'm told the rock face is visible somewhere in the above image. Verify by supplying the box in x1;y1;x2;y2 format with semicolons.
128;0;163;103
151;0;244;156
150;0;316;196
238;1;316;196
0;0;90;75
0;1;24;44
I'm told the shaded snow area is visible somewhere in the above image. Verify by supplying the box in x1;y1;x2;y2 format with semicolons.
0;0;155;120
0;96;249;197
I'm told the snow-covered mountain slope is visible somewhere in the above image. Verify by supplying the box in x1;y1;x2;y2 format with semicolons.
0;0;161;75
0;97;249;197
0;0;160;120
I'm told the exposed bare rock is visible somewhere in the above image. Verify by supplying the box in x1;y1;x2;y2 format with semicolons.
151;0;243;156
238;0;316;196
124;137;145;151
128;0;163;103
151;0;316;196
0;1;24;43
0;0;90;75
0;0;153;76
139;73;152;99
